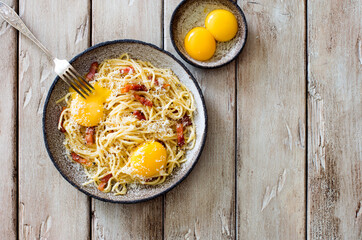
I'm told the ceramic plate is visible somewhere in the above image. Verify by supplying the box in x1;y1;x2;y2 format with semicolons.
43;40;207;203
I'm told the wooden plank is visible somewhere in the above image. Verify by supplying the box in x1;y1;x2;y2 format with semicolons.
236;0;306;239
0;0;17;239
18;1;90;239
91;1;163;239
163;1;236;239
307;0;362;239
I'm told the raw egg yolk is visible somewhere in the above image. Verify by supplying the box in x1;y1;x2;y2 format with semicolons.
70;83;110;127
184;27;216;61
129;141;167;178
205;9;238;42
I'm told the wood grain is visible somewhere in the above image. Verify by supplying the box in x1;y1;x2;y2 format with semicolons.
307;0;362;239
0;0;17;239
0;0;359;238
91;1;163;239
164;1;236;239
236;0;306;239
18;1;90;239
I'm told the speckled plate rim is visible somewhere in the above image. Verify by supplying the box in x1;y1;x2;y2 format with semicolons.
170;0;248;69
42;39;208;204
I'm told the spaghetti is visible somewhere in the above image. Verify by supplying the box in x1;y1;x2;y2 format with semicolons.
58;54;196;195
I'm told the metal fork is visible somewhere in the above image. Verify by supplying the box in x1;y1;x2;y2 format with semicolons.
0;1;93;98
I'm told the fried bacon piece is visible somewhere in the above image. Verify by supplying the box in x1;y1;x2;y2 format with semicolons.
180;115;192;127
134;94;153;107
176;123;185;147
176;115;192;147
71;152;90;166
85;62;99;81
120;66;134;75
85;127;95;145
133;110;146;120
59;107;67;133
152;78;170;89
121;85;131;93
98;173;113;191
121;83;147;93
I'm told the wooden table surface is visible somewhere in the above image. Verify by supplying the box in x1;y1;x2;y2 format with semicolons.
1;0;361;239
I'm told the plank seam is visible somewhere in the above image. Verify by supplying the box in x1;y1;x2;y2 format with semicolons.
161;0;164;49
305;0;309;239
234;57;238;240
89;0;92;47
16;0;20;238
234;2;238;239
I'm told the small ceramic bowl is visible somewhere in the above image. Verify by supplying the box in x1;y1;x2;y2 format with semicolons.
170;0;247;68
43;40;207;203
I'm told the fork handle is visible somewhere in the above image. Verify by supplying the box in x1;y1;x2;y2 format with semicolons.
0;1;54;60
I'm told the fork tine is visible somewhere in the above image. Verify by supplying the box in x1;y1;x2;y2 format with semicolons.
66;69;92;94
69;65;95;90
59;75;86;99
63;71;89;97
54;59;93;99
68;68;93;93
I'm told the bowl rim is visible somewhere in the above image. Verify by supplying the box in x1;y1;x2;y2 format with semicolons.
42;39;208;204
170;0;248;69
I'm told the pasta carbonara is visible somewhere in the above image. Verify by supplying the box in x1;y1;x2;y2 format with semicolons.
58;54;196;195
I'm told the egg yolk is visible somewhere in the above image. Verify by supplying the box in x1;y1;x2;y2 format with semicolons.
205;9;238;42
184;27;216;61
70;83;110;127
129;141;167;178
